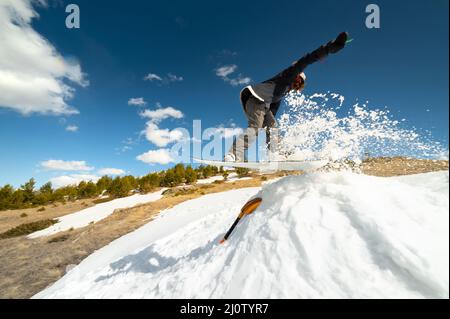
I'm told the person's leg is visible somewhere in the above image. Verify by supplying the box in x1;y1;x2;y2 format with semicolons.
228;97;266;161
263;110;278;153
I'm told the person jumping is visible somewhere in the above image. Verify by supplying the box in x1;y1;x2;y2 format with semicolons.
224;31;349;162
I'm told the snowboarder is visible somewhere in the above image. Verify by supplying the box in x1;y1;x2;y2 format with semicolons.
224;32;349;162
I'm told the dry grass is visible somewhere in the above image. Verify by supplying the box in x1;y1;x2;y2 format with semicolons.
0;157;447;299
361;156;449;176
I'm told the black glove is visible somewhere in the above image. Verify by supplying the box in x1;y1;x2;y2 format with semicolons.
328;32;348;54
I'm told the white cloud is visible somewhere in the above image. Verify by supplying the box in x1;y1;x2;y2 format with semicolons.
40;160;94;171
98;168;125;176
229;76;251;87
136;149;174;165
50;174;100;188
115;145;132;154
143;73;163;81
0;0;88;115
115;137;137;154
167;73;183;82
215;65;237;78
219;49;238;58
139;106;184;123
128;97;147;106
143;122;184;147
144;72;183;84
123;137;136;145
65;125;78;132
139;106;185;147
215;64;251;87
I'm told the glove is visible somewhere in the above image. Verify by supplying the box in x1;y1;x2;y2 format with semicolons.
328;32;348;54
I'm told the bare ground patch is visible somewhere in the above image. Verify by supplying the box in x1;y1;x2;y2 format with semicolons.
360;157;449;176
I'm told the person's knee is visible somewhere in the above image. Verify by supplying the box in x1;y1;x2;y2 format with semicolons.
245;99;266;128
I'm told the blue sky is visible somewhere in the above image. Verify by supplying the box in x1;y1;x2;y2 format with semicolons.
0;0;448;187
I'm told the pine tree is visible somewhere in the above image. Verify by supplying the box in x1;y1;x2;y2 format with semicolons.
108;177;133;198
78;181;97;198
185;165;197;184
222;170;229;181
39;182;53;195
11;189;25;209
20;178;36;205
0;184;14;210
202;166;213;178
139;173;161;193
97;176;113;193
236;167;250;178
161;170;176;187
35;182;54;205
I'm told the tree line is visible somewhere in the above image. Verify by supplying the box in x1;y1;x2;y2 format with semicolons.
0;164;224;211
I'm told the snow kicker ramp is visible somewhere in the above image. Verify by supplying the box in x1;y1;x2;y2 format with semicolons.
35;171;449;299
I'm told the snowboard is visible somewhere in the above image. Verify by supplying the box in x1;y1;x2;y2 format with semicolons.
193;158;329;172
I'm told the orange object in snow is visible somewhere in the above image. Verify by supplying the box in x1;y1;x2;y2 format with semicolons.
219;197;262;244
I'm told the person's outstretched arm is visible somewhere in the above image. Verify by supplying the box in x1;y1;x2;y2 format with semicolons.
268;32;349;83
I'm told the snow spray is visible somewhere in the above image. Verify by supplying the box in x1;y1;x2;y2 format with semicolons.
277;91;448;164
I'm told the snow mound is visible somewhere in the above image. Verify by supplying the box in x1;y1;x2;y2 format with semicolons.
35;171;449;299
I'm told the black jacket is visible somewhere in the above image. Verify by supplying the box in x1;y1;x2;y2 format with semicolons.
240;32;347;116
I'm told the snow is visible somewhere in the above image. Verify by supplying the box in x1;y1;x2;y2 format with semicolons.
196;173;253;184
34;171;449;299
28;189;166;239
278;91;447;161
196;175;224;184
226;177;252;183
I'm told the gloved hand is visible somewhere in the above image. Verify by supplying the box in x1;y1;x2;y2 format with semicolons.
328;32;349;54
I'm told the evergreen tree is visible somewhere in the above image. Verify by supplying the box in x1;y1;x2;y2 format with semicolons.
39;182;53;195
174;164;185;180
108;177;133;198
236;167;250;178
78;181;98;198
222;170;229;181
35;182;54;205
0;184;14;210
139;173;161;193
185;165;197;184
202;166;214;178
11;189;25;209
20;178;36;204
195;165;204;179
53;185;78;202
161;170;176;187
171;164;185;185
122;175;138;190
96;176;113;193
